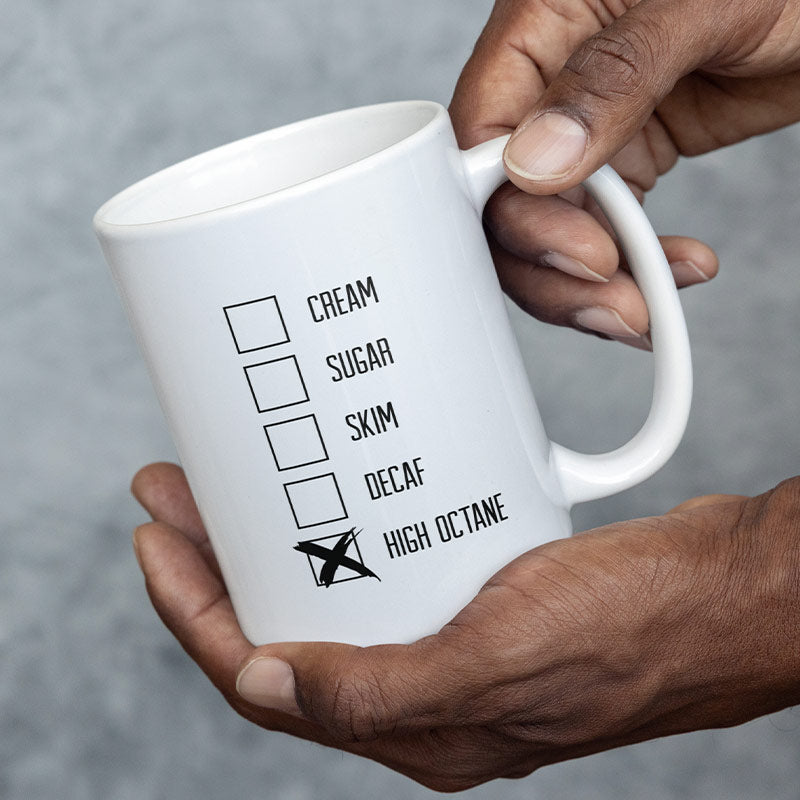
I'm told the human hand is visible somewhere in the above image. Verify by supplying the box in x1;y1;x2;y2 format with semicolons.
450;0;800;346
131;462;800;791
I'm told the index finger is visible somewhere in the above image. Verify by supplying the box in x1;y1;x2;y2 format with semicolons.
132;462;206;544
449;1;604;146
133;519;338;744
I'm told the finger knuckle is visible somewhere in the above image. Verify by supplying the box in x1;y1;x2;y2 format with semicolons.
756;477;800;540
326;669;393;743
563;23;663;107
767;476;800;510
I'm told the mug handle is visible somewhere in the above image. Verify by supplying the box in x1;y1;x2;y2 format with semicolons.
461;136;692;507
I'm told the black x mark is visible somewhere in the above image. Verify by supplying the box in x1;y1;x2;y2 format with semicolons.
294;527;380;587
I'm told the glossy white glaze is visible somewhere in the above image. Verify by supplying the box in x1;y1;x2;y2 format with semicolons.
94;101;691;645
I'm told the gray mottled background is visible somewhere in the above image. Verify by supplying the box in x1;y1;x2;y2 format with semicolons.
3;1;799;798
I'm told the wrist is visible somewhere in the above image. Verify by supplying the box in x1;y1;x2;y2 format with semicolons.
734;478;800;702
620;483;800;736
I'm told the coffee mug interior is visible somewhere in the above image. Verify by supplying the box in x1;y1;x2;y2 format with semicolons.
97;101;441;227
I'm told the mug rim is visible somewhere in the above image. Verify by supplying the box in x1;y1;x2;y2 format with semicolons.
93;100;448;235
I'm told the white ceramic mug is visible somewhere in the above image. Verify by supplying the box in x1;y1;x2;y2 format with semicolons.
94;100;691;647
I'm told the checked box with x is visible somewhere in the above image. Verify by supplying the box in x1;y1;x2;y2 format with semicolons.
294;527;381;588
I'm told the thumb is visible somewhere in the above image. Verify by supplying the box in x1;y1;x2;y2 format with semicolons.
234;635;484;743
503;0;715;193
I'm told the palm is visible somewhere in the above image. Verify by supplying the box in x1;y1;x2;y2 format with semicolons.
127;463;677;785
131;462;777;791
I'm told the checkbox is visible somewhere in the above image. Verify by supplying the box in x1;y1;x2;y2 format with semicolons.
264;414;329;471
224;295;289;353
294;528;379;587
283;473;348;529
244;355;309;413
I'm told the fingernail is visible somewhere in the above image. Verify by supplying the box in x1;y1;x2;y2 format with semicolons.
541;252;608;282
236;657;301;715
609;331;653;351
670;260;710;286
574;306;640;338
505;113;587;180
132;527;144;570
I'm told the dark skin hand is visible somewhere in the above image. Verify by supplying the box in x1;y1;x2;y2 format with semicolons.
129;0;800;791
451;0;800;346
132;464;800;792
